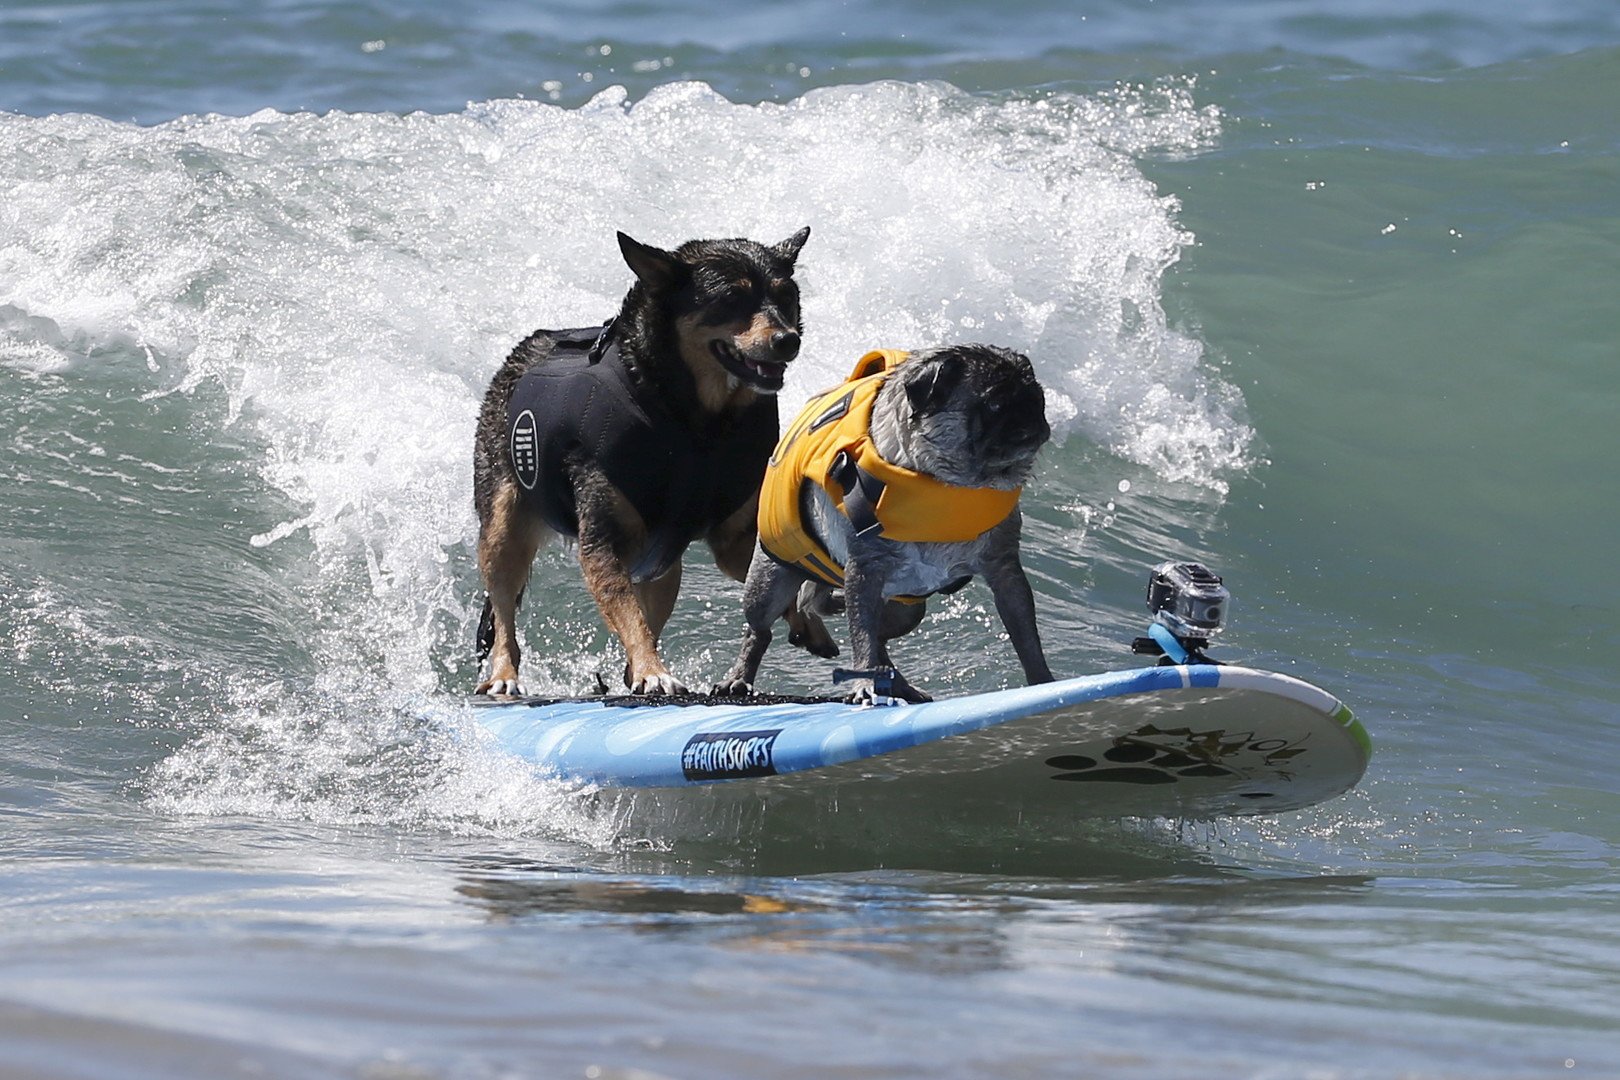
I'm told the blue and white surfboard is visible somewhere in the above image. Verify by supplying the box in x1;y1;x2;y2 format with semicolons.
473;665;1371;819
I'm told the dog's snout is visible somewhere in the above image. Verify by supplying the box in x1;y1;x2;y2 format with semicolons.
770;330;801;361
1028;409;1052;443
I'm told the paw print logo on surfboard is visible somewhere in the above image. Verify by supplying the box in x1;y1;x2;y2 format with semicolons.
1046;723;1312;798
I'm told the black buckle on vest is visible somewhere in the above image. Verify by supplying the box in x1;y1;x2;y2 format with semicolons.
830;451;885;538
587;317;617;364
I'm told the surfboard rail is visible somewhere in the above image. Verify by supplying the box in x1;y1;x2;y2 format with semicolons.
471;665;1370;818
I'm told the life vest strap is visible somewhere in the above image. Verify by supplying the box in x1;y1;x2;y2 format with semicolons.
830;451;885;538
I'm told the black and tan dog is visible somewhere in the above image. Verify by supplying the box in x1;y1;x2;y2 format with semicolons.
473;228;810;695
717;344;1053;703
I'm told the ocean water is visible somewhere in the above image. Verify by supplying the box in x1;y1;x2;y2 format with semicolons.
2;1;1618;1077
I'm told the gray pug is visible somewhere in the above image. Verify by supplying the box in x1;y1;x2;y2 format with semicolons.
717;343;1054;703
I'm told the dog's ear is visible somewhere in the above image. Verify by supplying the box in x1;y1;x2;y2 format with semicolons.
617;232;688;292
904;353;964;417
773;226;811;266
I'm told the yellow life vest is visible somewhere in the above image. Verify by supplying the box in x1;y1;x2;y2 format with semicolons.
757;349;1023;592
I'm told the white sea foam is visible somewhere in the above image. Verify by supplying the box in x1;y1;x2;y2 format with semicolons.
0;81;1249;838
142;678;623;847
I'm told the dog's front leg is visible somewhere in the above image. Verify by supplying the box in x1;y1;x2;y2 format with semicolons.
842;542;931;704
577;537;684;694
575;478;685;695
979;513;1053;685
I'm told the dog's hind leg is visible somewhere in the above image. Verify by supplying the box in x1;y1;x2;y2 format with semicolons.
705;494;760;583
714;545;801;695
476;479;551;695
878;597;927;642
785;582;839;659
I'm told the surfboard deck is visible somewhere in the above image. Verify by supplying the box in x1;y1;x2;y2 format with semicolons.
472;665;1371;819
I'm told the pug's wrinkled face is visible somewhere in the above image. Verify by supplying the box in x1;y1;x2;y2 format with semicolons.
899;344;1050;488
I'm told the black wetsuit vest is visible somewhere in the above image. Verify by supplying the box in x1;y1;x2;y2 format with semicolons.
506;322;779;583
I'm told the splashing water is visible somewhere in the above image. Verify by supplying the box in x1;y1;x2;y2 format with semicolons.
0;79;1249;836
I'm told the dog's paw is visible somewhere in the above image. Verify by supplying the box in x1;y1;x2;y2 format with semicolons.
784;596;840;659
893;677;932;704
630;672;686;696
886;670;933;703
785;610;840;659
711;678;754;697
477;677;526;697
842;676;931;705
787;627;840;659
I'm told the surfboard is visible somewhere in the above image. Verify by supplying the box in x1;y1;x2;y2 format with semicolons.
472;664;1371;820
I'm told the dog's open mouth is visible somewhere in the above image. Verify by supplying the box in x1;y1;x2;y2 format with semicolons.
711;340;787;392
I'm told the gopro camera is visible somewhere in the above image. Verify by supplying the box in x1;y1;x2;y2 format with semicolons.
1146;561;1228;642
